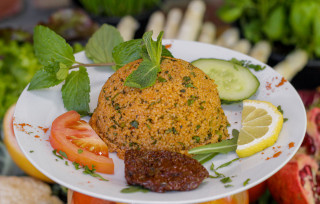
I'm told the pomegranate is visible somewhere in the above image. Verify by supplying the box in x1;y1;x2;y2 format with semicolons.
305;107;320;157
267;153;319;204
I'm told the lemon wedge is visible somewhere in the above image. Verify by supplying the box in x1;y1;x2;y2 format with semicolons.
236;100;283;158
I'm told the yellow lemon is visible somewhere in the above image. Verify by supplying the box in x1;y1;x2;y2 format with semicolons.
3;104;53;183
236;100;283;158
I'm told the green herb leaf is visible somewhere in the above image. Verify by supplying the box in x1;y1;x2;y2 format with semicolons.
56;63;69;80
216;158;240;170
277;105;284;114
124;31;164;89
85;24;123;67
243;178;250;186
220;177;232;184
229;58;266;71
78;149;83;154
59;150;68;159
192;152;218;164
33;25;75;67
61;66;90;115
83;165;108;181
28;62;64;90
52;149;63;160
188;137;237;155
112;39;143;70
73;161;81;170
130;120;139;128
121;185;149;193
232;129;239;140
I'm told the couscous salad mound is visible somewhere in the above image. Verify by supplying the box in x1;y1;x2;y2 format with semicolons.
90;57;229;159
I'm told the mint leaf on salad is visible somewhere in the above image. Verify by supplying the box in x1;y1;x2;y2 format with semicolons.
33;25;75;67
85;24;123;67
61;66;90;115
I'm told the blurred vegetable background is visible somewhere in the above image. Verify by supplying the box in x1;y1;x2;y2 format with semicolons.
218;0;320;58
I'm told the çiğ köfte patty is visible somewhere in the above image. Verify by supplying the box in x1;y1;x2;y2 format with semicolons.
90;57;229;159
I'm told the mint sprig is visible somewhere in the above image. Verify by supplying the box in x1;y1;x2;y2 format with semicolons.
28;25;173;115
124;31;164;89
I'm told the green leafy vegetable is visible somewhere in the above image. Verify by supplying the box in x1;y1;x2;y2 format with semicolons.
216;158;240;170
83;165;108;181
124;31;163;89
33;25;75;67
58;150;68;159
243;178;250;186
85;24;123;67
192;152;218;164
121;185;149;193
220;177;232;184
188;136;237;155
28;65;63;90
61;66;90;115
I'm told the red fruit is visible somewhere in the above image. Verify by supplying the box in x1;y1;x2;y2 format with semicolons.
248;181;267;203
267;153;319;204
306;107;320;157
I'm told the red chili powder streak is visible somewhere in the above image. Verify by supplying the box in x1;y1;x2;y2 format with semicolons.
165;44;172;49
273;151;282;158
38;126;49;133
275;77;287;87
265;82;272;90
34;135;40;138
289;142;295;149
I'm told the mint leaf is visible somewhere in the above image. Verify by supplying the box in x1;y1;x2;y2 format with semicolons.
28;62;63;90
56;63;69;80
33;25;75;67
112;39;143;70
85;24;123;66
112;39;173;71
125;31;163;89
61;66;90;115
188;137;238;154
124;59;160;89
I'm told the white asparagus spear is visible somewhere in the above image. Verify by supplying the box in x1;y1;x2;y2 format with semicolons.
198;21;216;44
117;16;139;41
215;27;240;48
249;41;271;63
232;39;251;54
146;11;165;39
164;8;183;39
274;49;308;81
176;0;206;41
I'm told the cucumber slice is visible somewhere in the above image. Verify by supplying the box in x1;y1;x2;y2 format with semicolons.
192;58;260;104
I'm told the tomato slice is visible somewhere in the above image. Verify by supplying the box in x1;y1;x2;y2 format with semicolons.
50;111;114;174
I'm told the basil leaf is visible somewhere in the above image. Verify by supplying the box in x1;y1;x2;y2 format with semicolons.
85;24;123;66
124;59;160;89
112;39;143;70
33;25;75;67
61;66;90;115
188;137;237;154
28;62;63;90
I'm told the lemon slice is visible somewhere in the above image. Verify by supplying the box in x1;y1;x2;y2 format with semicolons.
236;100;283;158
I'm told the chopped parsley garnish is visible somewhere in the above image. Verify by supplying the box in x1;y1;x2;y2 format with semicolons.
52;149;63;160
29;150;34;153
216;158;240;170
192;136;200;143
73;161;81;170
230;58;266;71
121;185;149;193
220;177;232;183
157;76;167;82
59;150;68;159
130;120;139;129
65;161;69;166
83;165;108;181
243;178;250;186
78;149;83;154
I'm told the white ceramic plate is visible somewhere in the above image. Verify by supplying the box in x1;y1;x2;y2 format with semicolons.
14;40;306;204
